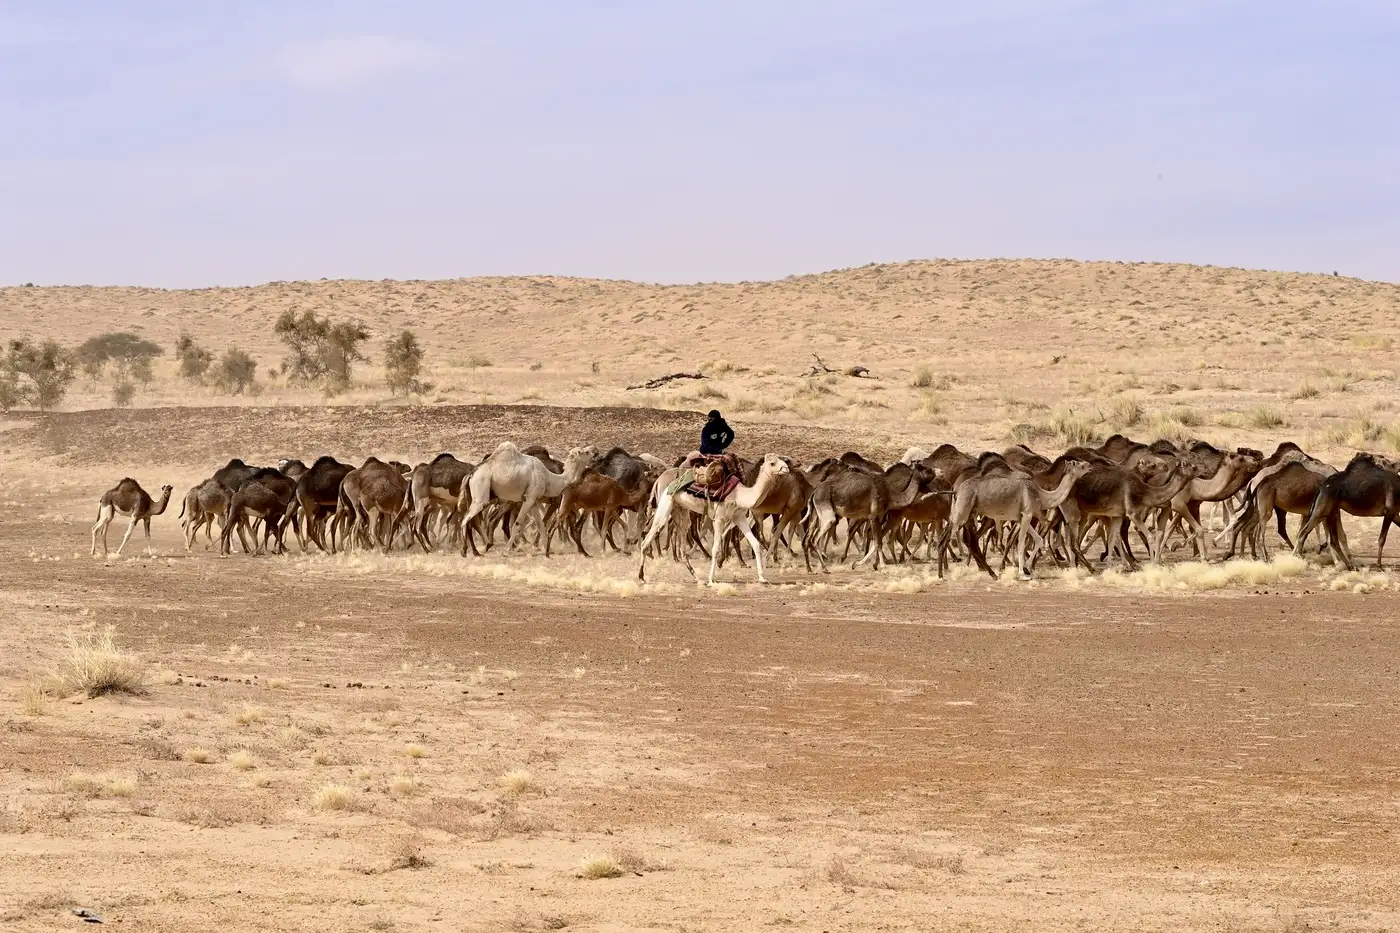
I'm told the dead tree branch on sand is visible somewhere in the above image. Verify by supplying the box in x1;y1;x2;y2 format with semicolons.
804;355;871;378
626;372;705;391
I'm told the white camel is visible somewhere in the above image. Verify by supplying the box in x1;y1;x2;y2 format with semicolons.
637;454;790;585
91;478;174;557
458;442;596;552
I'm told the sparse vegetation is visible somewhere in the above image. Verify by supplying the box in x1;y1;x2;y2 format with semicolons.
2;339;77;411
1288;381;1322;400
213;347;259;395
183;747;215;764
312;784;356;811
175;333;214;382
499;769;535;795
578;854;623;879
1246;406;1287;430
274;308;370;393
56;628;146;698
384;329;431;396
228;749;257;771
63;771;137;799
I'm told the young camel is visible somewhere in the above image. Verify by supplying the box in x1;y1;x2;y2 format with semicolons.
179;478;234;551
545;468;654;557
92;479;173;556
638;454;791;585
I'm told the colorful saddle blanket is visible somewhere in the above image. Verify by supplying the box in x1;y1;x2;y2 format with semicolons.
670;455;742;501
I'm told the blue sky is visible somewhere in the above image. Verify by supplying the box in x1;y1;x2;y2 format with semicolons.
2;1;1397;286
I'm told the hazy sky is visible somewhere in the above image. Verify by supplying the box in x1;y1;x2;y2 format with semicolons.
3;1;1397;286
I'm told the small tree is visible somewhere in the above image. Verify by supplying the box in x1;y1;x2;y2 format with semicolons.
274;309;368;393
384;330;430;396
112;380;136;408
74;332;162;382
175;334;213;382
213;347;258;395
5;339;77;410
0;365;20;412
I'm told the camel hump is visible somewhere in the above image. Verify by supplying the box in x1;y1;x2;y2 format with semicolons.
431;452;456;463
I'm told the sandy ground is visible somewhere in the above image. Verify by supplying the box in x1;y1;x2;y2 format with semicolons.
5;259;1400;462
2;405;1399;932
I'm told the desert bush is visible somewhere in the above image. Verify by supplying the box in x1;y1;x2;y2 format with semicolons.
578;854;622;879
58;628;146;697
312;783;356;811
274;309;369;391
74;332;162;382
1247;406;1287;430
384;330;430;396
3;339;77;410
911;365;934;388
1106;395;1143;428
175;334;213;382
1288;382;1321;400
213;347;258;395
112;380;136;408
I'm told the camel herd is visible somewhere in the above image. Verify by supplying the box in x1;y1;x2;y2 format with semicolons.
89;435;1400;584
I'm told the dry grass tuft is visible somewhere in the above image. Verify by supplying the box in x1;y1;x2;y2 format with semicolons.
58;628;146;697
312;784;356;811
389;775;419;796
577;854;623;879
267;677;289;689
183;747;215;764
1288;382;1322;400
404;743;427;758
821;855;860;887
153;667;180;685
21;679;49;716
228;748;257;771
1247;406;1287;430
63;770;137;798
232;702;264;726
388;835;432;871
1106;395;1144;428
499;769;536;795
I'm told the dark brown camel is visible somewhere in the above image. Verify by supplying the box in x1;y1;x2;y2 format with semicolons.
1294;453;1400;570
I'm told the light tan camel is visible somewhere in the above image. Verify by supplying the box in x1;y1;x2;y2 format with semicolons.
937;460;1091;579
458;443;597;553
91;478;173;556
638;454;791;585
1155;452;1260;559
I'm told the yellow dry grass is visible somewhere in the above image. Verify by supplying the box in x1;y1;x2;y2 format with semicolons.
56;628;146;698
577;854;623;879
183;747;215;764
63;771;137;798
312;784;355;812
499;770;536;795
228;749;257;771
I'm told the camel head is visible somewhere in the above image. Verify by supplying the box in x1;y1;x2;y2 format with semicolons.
760;453;791;478
562;445;601;481
1064;460;1094;483
159;484;174;496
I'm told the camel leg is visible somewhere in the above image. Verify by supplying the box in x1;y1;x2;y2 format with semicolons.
1377;514;1392;570
736;513;768;584
114;514;140;556
91;505;114;556
637;492;676;582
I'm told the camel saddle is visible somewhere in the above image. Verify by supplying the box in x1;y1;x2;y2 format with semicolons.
684;454;742;502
